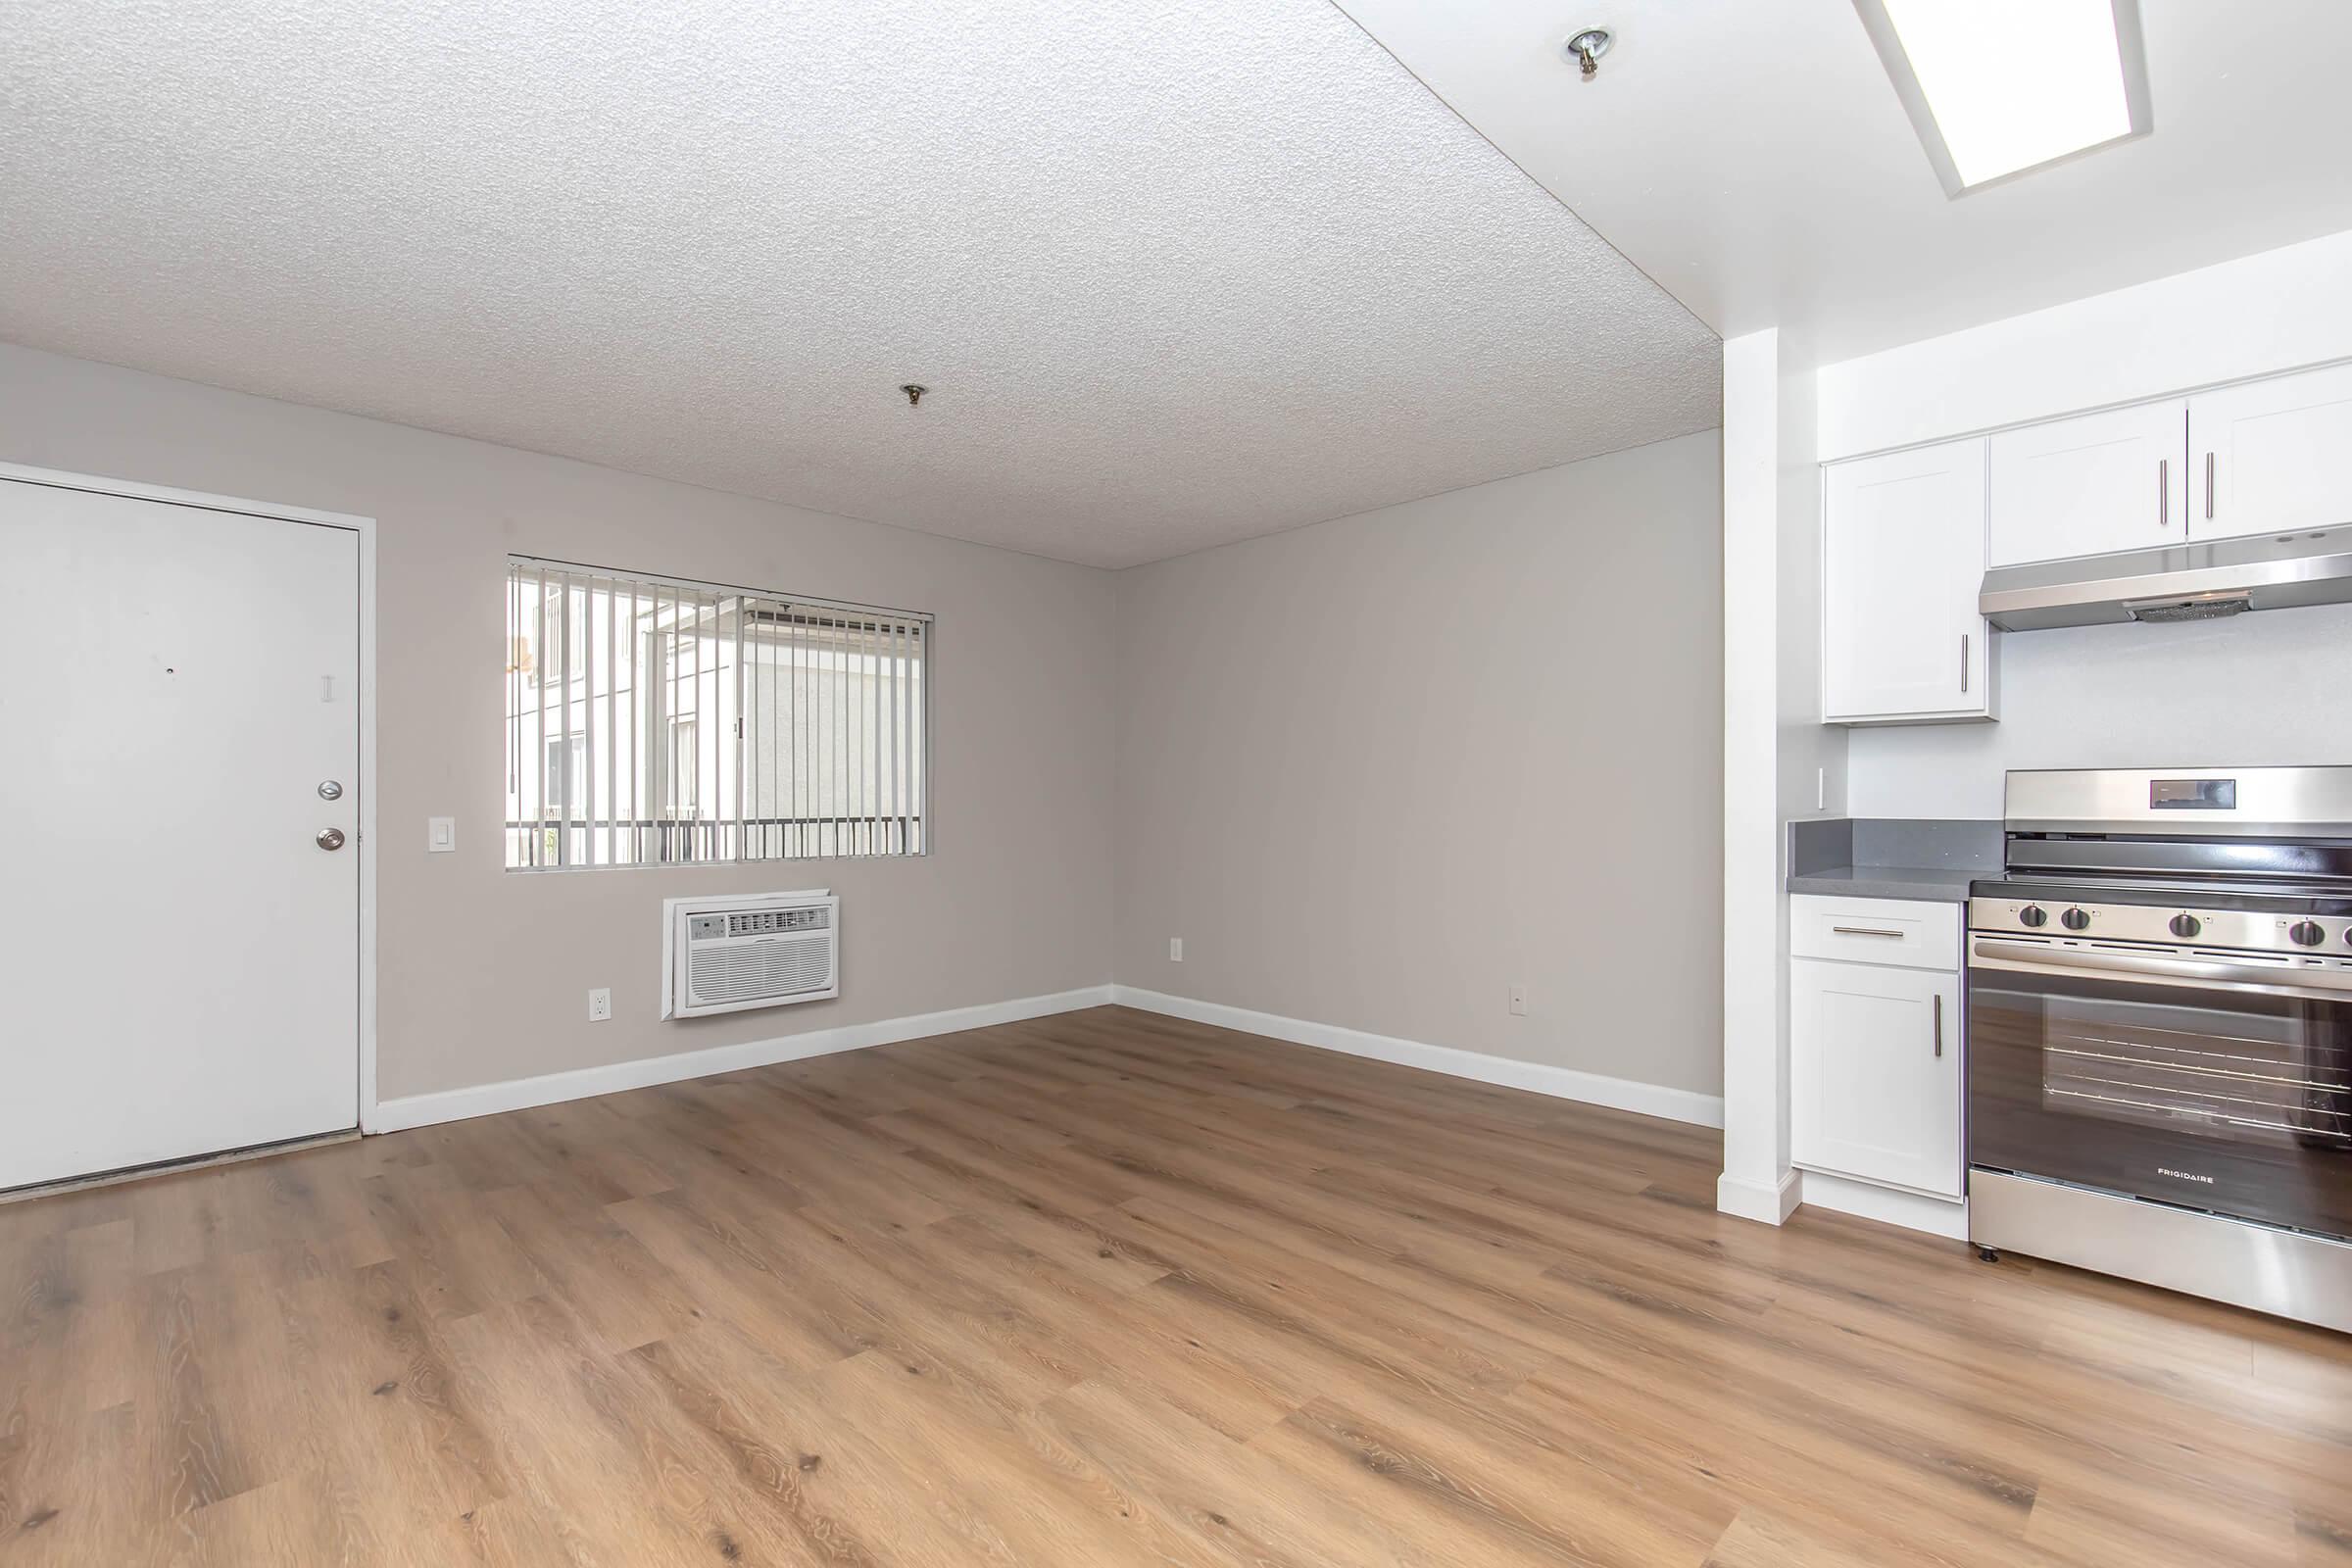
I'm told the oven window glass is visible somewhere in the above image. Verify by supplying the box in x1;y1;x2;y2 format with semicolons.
1969;962;2351;1240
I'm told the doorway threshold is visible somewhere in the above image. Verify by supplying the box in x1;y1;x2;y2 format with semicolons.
0;1127;361;1204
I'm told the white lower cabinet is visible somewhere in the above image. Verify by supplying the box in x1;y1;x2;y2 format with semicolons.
1789;897;1964;1201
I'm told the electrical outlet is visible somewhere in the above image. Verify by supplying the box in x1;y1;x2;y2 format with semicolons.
1169;937;1184;961
1508;984;1527;1017
587;988;612;1022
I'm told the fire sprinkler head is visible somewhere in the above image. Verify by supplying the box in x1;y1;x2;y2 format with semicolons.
1566;28;1611;79
900;383;927;407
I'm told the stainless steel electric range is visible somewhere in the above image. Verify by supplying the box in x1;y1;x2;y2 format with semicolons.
1967;766;2352;1334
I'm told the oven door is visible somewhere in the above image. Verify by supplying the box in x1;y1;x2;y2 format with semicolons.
1967;937;2352;1240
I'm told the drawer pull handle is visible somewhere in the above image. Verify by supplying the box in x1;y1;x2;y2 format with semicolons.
1832;925;1906;939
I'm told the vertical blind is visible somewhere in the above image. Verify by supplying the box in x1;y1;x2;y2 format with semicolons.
504;558;929;869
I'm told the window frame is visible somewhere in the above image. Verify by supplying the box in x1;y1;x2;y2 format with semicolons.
504;555;933;872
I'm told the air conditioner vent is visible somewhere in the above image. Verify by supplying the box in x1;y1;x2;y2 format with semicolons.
690;939;834;1004
722;907;829;936
662;890;838;1018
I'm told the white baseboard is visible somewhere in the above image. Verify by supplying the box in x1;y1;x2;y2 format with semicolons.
1795;1168;1968;1240
368;985;1114;1133
1108;985;1725;1129
1716;1168;1802;1225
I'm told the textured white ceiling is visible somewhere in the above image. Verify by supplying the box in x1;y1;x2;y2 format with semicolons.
0;0;1720;568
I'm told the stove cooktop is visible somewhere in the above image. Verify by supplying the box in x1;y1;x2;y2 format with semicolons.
1970;880;2352;958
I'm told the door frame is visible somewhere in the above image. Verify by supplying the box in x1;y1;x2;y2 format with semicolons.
0;460;381;1134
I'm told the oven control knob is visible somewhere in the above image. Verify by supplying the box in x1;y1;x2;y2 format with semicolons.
2169;913;2202;940
2289;919;2327;947
2017;905;2048;928
2060;906;2092;931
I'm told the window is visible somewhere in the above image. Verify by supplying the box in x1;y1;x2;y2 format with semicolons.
504;558;929;869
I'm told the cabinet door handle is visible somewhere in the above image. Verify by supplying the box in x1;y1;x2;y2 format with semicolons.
2158;458;2169;528
1959;632;1970;695
1934;993;1944;1057
1833;925;1905;939
2205;452;2216;520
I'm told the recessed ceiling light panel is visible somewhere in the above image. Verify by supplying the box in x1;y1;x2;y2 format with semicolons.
1853;0;2151;197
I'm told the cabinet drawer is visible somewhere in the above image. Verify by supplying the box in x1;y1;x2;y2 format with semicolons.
1789;895;1959;970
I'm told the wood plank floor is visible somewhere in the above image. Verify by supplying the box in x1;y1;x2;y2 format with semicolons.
2;1004;2347;1566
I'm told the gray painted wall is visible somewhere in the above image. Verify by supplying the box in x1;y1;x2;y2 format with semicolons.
1111;431;1726;1097
0;343;1118;1102
2;342;1729;1109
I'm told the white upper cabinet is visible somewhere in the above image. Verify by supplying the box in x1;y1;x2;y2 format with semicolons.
1823;437;1992;725
2190;362;2352;543
1816;358;2352;730
1987;400;2186;566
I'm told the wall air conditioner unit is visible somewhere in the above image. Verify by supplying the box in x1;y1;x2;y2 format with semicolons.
661;890;839;1019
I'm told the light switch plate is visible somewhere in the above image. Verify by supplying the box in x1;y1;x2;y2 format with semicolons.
427;816;456;853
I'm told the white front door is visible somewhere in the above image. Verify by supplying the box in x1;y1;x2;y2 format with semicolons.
0;476;362;1190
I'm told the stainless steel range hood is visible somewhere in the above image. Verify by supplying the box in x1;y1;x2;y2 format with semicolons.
1980;521;2352;631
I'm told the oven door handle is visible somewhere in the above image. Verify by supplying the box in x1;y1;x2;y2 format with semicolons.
1970;938;2352;1002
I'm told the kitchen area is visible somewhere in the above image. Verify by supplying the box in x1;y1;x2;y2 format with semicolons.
1774;311;2352;1337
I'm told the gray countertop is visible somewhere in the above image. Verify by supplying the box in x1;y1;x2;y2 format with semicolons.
1786;863;1984;903
1785;817;1999;904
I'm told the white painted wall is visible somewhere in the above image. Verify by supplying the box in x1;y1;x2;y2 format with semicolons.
1818;227;2352;462
1720;328;1846;1225
1817;223;2352;819
1777;348;1845;826
1850;605;2352;819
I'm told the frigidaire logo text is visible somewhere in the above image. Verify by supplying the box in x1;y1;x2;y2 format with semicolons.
2157;1167;2215;1185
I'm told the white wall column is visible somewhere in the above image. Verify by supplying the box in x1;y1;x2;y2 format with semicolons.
1719;327;1843;1225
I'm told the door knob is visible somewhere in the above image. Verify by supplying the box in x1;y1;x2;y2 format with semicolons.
317;827;346;851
